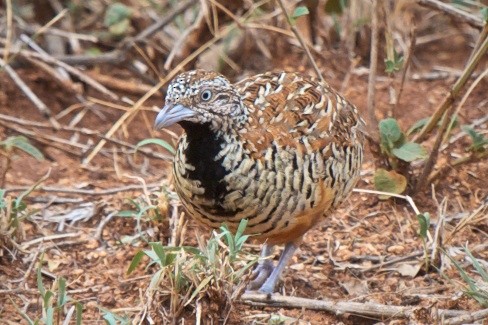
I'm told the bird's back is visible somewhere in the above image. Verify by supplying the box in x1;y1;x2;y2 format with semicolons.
173;71;364;245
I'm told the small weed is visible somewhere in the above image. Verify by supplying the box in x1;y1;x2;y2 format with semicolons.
13;255;83;325
0;175;46;256
461;125;488;152
129;219;258;323
373;118;427;196
0;135;44;187
444;246;488;307
416;212;431;272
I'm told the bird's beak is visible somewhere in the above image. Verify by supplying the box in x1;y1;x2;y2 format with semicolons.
154;104;196;129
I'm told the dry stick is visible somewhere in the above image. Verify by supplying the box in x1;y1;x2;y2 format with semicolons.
444;308;488;325
82;23;236;165
0;113;171;160
276;0;325;84
415;67;488;191
416;0;484;29
395;27;417;109
240;293;468;319
3;0;13;62
413;27;488;143
0;58;61;129
53;0;197;67
4;183;161;196
367;0;380;140
19;50;119;100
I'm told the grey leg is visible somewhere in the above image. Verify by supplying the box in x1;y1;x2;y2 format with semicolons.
247;244;274;290
258;242;297;293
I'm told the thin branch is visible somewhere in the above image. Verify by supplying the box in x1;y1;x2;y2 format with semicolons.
4;183;161;196
413;26;488;142
82;21;238;165
395;27;417;108
416;0;484;29
276;0;325;84
415;67;488;191
240;293;469;319
367;0;379;140
444;308;488;325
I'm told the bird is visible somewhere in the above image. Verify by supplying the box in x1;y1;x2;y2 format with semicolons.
154;69;365;293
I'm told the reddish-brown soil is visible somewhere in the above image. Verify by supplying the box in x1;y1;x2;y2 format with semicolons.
1;10;487;325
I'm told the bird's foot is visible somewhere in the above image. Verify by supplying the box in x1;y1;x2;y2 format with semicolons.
247;259;274;291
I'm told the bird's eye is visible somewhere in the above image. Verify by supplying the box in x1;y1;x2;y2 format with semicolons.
200;89;212;101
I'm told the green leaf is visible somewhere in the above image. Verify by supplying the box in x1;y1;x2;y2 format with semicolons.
185;275;213;306
292;6;309;19
150;243;167;266
127;250;145;274
135;138;175;155
1;136;44;160
104;3;131;27
379;118;404;150
464;247;488;282
108;19;130;36
462;125;488;151
45;306;54;324
384;50;404;74
115;210;135;217
324;0;347;15
37;264;46;298
391;142;427;162
57;277;68;307
416;212;430;238
75;302;83;325
407;117;429;135
373;168;407;199
481;7;488;22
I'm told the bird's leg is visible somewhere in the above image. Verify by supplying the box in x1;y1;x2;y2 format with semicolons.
258;242;297;294
247;244;274;290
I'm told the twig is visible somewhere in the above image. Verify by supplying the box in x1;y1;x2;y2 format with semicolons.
367;0;379;140
49;0;196;67
416;0;484;29
0;58;60;129
276;0;325;84
0;113;171;160
128;0;197;46
415;67;488;191
18;50;119;100
5;183;161;196
3;0;13;62
94;212;117;240
83;21;238;165
395;27;417;109
20;232;82;250
444;307;488;325
413;26;488;143
240;293;469;319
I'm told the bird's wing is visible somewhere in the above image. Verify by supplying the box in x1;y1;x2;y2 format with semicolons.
236;71;364;158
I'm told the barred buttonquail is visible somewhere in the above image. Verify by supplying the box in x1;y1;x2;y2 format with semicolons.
155;69;365;293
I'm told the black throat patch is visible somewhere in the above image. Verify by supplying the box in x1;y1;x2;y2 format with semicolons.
179;122;229;203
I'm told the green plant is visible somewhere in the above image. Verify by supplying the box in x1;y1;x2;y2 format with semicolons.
13;255;83;325
444;246;488;307
128;219;258;323
461;125;488;152
0;175;45;256
416;212;431;273
374;118;427;196
0;135;44;187
104;2;132;37
135;138;175;155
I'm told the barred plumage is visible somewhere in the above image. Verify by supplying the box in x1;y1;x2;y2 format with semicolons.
155;69;365;293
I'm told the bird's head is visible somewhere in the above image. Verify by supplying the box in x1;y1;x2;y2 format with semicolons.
155;70;247;133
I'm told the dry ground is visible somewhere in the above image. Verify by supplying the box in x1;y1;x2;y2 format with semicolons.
1;1;487;324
